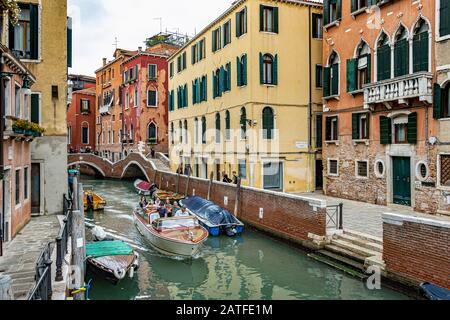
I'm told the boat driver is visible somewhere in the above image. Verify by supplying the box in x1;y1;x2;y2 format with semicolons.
175;206;189;217
157;202;168;219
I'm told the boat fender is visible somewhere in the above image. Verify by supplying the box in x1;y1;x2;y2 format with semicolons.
132;252;140;271
129;267;134;278
114;268;126;280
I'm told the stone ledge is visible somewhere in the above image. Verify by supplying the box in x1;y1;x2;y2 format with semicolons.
382;212;450;229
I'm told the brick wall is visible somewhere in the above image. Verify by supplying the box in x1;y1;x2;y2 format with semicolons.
383;213;450;290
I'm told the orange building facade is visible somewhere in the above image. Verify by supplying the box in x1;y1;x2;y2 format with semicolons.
321;0;448;214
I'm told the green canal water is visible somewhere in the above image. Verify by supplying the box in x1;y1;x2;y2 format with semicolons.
81;176;410;300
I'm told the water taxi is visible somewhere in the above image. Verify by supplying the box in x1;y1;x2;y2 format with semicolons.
84;185;106;211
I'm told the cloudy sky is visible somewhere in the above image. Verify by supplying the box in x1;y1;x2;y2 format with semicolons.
68;0;232;76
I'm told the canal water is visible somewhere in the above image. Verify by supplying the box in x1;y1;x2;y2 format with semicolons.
81;176;410;300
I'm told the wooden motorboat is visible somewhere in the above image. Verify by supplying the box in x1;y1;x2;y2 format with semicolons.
84;186;106;211
420;282;450;300
134;179;157;196
153;190;185;202
133;208;208;258
86;240;139;285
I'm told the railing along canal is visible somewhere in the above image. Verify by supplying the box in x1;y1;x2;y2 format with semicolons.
28;194;73;300
326;203;343;231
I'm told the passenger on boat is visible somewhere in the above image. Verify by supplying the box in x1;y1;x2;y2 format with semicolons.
174;206;189;217
154;197;161;207
164;198;173;217
139;196;148;209
172;201;181;213
157;202;168;218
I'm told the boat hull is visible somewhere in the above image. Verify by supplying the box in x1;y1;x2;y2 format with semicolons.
133;213;205;258
86;254;136;285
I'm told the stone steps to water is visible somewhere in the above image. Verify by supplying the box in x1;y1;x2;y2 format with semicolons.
307;253;368;280
344;229;383;245
335;233;383;253
316;249;366;271
324;244;368;264
329;239;381;258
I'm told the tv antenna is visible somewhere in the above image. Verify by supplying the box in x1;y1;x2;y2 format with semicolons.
154;17;163;33
113;37;120;50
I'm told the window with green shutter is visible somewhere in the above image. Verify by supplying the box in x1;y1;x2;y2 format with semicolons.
407;112;417;144
10;4;39;60
260;5;278;33
434;83;443;119
331;63;339;95
240;107;247;139
316;65;323;88
413;19;429;73
262;107;274;139
352;112;369;140
260;53;277;85
323;67;331;97
225;110;231;140
31;93;40;124
215;113;221;143
147;90;157;107
377;33;391;81
236;7;247;37
325;116;338;141
67;17;72;68
316;114;323;148
347;58;358;93
202;116;207;144
394;27;409;77
440;0;450;37
379;116;392;145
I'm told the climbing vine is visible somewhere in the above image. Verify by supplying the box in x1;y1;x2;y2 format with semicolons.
0;0;21;26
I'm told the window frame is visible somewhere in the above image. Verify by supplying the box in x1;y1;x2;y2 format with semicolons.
327;158;339;177
147;89;158;107
148;64;157;80
355;160;369;179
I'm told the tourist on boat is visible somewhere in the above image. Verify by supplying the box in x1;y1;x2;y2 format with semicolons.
223;173;232;183
139;196;148;209
154;197;161;207
157;202;168;218
175;206;189;217
164;198;173;217
172;201;181;213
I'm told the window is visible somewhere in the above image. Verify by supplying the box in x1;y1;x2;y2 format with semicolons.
236;7;247;37
325;116;339;141
194;118;199;144
238;160;247;179
312;13;323;39
82;125;89;144
440;0;450;37
394;122;408;143
440;155;450;187
324;51;339;97
347;42;370;92
316;114;323;148
260;5;278;33
413;19;429;73
170;62;174;78
15;169;20;205
240;107;247;139
237;54;247;87
352;113;369;140
179;120;183;143
351;0;368;12
381;113;417;145
356;161;368;178
125;92;129;109
222;20;231;47
324;0;341;26
147;90;157;107
212;27;221;52
80;99;90;113
434;83;450;119
263;162;283;190
316;65;323;88
168;90;174;111
328;159;338;176
260;53;278;85
377;33;391;81
3;78;11;116
200;75;208;102
24;167;28;200
394;26;409;77
201;116;206;144
262;107;274;139
134;88;138;107
416;162;428;181
177;52;187;72
213;69;221;98
147;122;158;144
10;4;39;60
225;110;231;140
148;64;157;79
170;122;174;145
183;120;188;144
215;113;221;143
130;124;134;142
14;84;21;118
199;39;206;61
375;160;385;178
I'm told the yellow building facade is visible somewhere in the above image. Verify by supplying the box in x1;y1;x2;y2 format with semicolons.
168;0;323;193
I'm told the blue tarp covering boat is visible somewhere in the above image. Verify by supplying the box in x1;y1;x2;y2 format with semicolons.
420;282;450;300
181;196;244;237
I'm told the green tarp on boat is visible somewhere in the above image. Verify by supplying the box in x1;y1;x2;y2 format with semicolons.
86;240;133;258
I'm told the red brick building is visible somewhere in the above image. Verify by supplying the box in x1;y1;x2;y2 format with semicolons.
67;87;96;153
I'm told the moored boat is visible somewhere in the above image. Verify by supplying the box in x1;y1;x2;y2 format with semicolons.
153;190;185;202
84;185;106;211
133;207;208;258
180;196;244;237
420;282;450;300
134;179;157;196
86;240;139;285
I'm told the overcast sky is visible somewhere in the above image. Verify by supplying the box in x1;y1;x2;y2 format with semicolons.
68;0;232;76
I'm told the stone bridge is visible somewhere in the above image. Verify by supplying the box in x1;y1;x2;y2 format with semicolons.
67;152;165;181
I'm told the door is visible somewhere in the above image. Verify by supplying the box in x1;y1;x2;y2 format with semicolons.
31;163;41;213
2;170;11;242
315;160;323;190
393;157;411;206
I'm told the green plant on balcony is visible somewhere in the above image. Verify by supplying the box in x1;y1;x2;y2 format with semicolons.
0;0;21;25
12;119;45;137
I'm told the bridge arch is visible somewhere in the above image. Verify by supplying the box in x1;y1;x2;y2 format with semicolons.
67;161;106;177
121;160;150;181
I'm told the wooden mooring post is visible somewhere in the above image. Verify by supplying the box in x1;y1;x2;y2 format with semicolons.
234;177;241;218
176;171;181;194
207;172;214;200
184;167;191;196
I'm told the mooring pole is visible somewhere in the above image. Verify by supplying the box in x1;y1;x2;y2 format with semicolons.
158;171;163;189
71;181;86;300
152;168;157;184
207;171;213;200
176;171;180;194
185;166;191;196
234;177;241;218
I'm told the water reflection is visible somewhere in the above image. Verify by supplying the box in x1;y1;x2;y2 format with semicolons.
81;176;409;300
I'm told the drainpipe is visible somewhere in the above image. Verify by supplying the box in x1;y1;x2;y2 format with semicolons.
0;53;5;256
308;6;313;192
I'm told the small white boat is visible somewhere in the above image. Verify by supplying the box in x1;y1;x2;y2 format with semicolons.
134;179;156;196
133;208;208;258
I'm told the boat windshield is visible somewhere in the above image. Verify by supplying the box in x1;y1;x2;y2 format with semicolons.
159;218;198;230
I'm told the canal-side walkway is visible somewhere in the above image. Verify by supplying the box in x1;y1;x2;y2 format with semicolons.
0;215;60;299
294;192;418;238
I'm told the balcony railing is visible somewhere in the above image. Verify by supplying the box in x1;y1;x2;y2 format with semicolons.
364;72;433;109
98;105;111;115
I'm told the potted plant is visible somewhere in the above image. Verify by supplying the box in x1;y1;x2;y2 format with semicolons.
12;119;28;134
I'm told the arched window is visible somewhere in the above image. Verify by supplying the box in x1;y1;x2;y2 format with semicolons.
356;42;371;89
260;54;278;85
262;107;274;139
201;116;206;144
170;122;174;145
130;124;134;143
183;119;188;144
240;107;247;139
413;19;429;73
148;122;157;144
394;26;409;77
215;113;221;143
225;110;231;140
179;120;182;143
325;51;339;97
377;32;391;81
213;69;221;98
124;124;128;143
194;117;199;144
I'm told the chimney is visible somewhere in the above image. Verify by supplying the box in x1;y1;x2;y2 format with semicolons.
102;58;107;66
138;46;142;52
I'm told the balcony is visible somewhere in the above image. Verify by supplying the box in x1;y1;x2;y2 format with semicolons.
99;104;111;115
364;72;433;109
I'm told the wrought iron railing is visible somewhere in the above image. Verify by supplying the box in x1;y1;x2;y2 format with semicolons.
326;203;343;231
28;243;53;300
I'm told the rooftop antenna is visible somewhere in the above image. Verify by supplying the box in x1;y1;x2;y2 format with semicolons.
113;37;120;50
154;17;162;33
